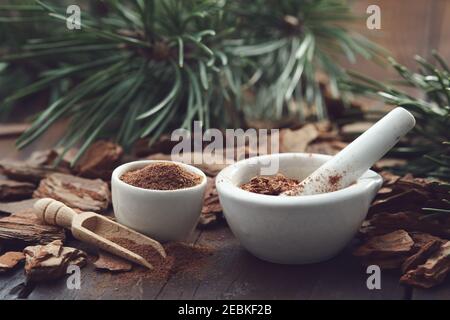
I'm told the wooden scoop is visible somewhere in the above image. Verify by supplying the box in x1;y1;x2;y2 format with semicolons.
34;198;166;269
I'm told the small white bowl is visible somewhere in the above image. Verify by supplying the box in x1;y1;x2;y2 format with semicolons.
111;160;207;242
216;153;382;264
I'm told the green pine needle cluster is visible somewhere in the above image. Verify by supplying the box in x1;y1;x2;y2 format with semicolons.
343;51;450;182
228;0;385;121
2;0;234;164
342;52;450;217
0;0;383;162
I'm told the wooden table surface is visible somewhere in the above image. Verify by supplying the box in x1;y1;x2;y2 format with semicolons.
0;129;449;300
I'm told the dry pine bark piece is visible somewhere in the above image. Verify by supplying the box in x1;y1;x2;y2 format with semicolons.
410;232;444;247
397;174;431;190
340;122;373;138
401;239;442;273
0;209;65;245
356;171;450;288
94;251;133;272
400;241;450;288
199;177;223;227
354;230;414;257
353;230;414;268
33;173;110;212
378;171;401;186
359;211;450;239
133;134;178;157
75;140;123;180
0;150;70;184
24;240;87;282
369;189;428;214
202;177;222;214
27;149;62;167
0;198;38;215
373;159;407;171
279;124;319;153
0;179;35;201
305;141;344;155
0;251;25;272
0;160;66;184
368;172;450;217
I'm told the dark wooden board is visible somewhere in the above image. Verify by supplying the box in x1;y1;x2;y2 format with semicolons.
26;262;161;300
188;227;322;300
0;268;30;300
135;227;406;300
411;279;450;300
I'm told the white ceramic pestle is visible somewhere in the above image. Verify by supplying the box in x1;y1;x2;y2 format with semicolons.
283;107;416;196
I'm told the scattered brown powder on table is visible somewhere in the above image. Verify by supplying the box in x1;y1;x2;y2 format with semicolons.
107;237;213;282
240;173;299;195
120;162;202;190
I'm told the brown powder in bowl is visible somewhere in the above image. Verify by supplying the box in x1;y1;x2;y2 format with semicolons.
120;162;202;190
240;173;299;195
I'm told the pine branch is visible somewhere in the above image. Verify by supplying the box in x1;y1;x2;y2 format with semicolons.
1;0;235;155
227;0;386;121
0;0;383;159
342;51;450;214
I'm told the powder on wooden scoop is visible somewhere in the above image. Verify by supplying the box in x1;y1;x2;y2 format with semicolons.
120;162;202;190
240;173;299;195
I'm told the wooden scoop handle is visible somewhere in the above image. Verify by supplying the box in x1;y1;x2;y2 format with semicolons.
34;198;76;229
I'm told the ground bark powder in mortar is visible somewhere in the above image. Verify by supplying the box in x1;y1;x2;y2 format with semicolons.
240;173;299;195
120;162;202;190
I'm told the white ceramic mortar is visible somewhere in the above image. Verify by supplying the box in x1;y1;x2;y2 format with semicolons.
216;153;383;264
